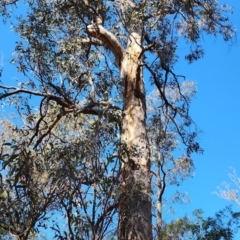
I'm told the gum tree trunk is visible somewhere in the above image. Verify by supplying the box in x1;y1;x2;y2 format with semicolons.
87;25;152;240
119;32;152;240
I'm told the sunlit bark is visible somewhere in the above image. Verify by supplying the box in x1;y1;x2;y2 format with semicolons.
119;32;152;240
87;24;152;239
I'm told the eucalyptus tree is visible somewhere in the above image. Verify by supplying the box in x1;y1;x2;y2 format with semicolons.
0;0;235;239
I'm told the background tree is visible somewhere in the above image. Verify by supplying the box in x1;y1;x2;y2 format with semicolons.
160;206;240;240
147;83;196;236
0;0;235;239
215;168;240;206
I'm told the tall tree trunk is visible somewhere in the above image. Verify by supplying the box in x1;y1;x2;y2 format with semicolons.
119;32;152;240
86;25;152;239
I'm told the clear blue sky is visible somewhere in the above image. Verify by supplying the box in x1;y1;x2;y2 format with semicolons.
170;0;240;233
0;0;240;238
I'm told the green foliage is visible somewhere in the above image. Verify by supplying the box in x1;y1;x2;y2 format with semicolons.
160;206;240;240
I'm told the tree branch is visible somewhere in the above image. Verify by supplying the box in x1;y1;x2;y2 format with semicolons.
94;202;118;233
33;111;65;149
81;38;103;45
86;24;124;68
144;64;176;115
0;86;72;108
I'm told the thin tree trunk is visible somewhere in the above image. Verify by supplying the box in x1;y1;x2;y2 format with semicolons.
157;152;163;235
119;32;152;240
